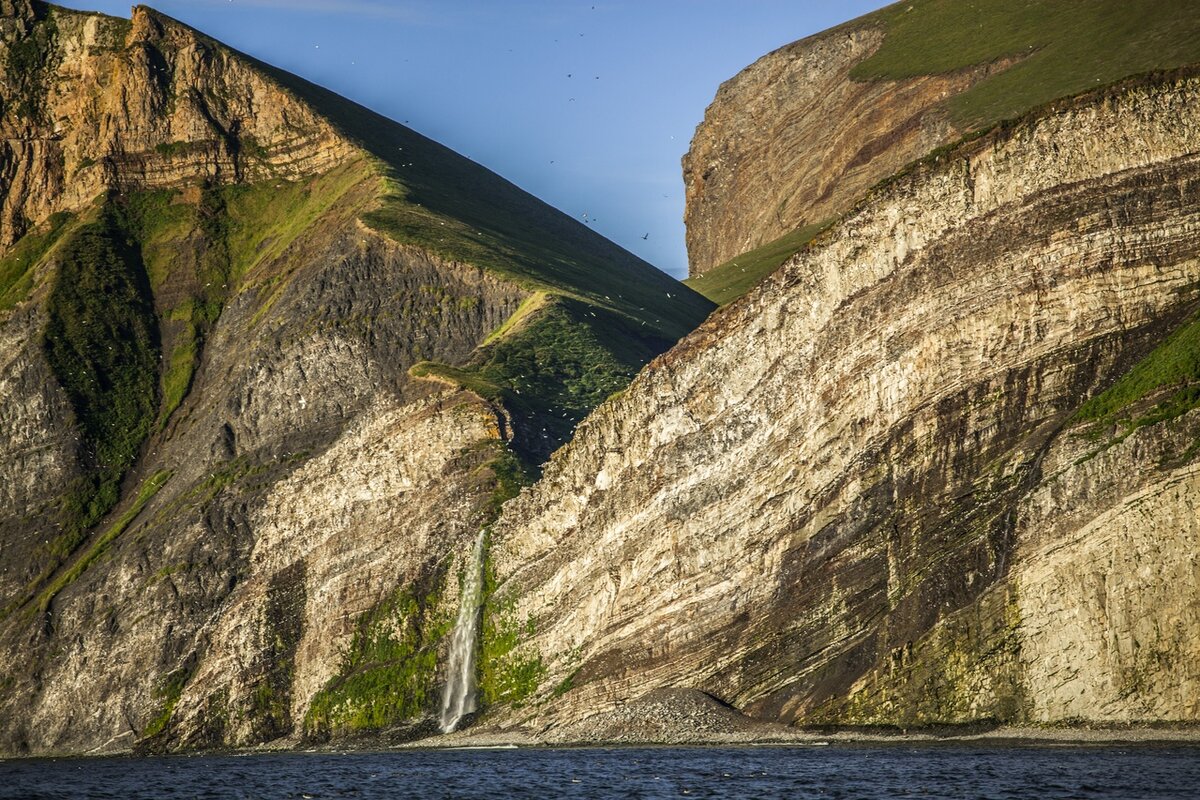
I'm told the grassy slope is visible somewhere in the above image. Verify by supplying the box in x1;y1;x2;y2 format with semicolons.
133;8;714;464
684;222;831;306
252;60;711;342
699;0;1200;306
43;207;161;552
1073;312;1200;453
853;0;1200;130
0;212;72;311
221;24;715;461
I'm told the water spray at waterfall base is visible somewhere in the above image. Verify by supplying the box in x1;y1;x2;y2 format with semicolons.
440;531;486;733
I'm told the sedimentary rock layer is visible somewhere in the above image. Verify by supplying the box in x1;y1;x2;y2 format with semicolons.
492;71;1200;730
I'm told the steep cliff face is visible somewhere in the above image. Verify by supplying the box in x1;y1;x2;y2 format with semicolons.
0;1;351;250
490;71;1200;731
684;0;1200;287
0;2;711;756
682;23;969;277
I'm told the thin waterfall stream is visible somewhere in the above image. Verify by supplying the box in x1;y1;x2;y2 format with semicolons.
439;530;485;733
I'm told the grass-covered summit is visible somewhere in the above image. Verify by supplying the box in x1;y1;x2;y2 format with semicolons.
250;58;714;460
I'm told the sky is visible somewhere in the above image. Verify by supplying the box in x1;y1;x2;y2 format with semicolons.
52;0;890;279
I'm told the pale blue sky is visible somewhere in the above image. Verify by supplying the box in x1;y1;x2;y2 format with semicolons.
52;0;889;278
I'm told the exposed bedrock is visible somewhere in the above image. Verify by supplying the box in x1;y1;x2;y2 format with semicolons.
492;73;1200;730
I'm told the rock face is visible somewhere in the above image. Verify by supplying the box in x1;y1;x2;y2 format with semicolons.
491;70;1200;731
0;3;351;250
0;2;711;756
680;1;1200;279
6;0;1200;756
682;21;991;276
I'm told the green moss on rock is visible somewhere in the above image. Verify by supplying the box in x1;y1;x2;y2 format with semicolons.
0;211;71;311
478;562;544;709
44;210;160;548
810;584;1027;727
142;660;194;740
413;297;663;465
304;578;450;737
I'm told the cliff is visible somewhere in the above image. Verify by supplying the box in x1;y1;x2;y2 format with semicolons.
0;1;711;755
488;69;1200;732
683;0;1200;295
6;0;1200;755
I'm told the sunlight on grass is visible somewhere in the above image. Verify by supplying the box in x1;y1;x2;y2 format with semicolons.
854;0;1200;129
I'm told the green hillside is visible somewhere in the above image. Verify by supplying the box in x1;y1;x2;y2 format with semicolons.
854;0;1200;130
685;222;831;306
215;29;717;463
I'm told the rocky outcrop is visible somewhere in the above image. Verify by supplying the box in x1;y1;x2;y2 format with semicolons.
490;71;1200;731
0;2;353;250
682;20;1014;276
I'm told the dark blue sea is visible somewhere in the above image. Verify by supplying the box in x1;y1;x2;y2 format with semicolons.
3;744;1199;799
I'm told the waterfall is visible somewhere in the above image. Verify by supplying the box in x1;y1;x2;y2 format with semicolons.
439;530;486;734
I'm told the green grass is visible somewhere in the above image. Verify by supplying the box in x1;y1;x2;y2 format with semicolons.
44;211;161;541
1074;312;1200;437
481;444;531;521
36;470;171;614
114;190;197;290
0;211;72;310
105;168;369;427
237;52;714;342
157;326;198;429
220;161;370;286
413;296;665;464
852;0;1200;130
142;662;193;739
684;221;832;305
106;190;210;429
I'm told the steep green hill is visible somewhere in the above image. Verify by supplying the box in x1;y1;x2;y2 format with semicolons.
238;39;714;462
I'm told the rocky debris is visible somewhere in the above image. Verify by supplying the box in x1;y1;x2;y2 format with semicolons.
540;689;803;745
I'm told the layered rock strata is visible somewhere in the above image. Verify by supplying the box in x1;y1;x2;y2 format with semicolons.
683;22;987;275
492;71;1200;730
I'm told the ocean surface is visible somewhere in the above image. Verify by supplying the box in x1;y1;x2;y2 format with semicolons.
3;743;1199;799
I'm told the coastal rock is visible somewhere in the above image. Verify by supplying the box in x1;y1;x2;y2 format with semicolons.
491;71;1200;730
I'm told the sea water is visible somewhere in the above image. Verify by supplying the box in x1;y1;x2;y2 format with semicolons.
3;744;1199;799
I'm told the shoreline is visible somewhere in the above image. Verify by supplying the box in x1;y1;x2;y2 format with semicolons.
412;725;1200;751
6;725;1200;763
